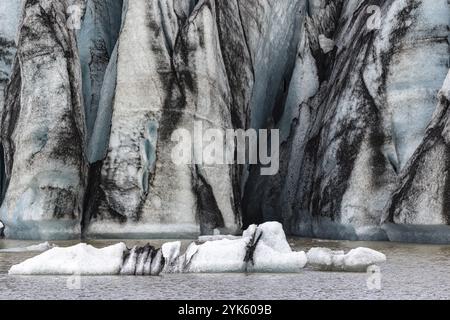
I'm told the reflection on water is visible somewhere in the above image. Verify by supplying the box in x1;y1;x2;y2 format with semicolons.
1;238;450;300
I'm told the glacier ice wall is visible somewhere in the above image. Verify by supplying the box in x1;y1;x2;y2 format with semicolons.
244;0;450;242
1;0;450;243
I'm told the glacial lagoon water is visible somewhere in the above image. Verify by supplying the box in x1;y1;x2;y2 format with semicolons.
0;238;449;300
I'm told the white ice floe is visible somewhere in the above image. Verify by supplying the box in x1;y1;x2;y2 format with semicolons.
306;247;386;272
7;222;385;275
9;243;127;275
187;222;307;273
0;242;54;253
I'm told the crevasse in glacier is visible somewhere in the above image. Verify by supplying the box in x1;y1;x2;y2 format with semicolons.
78;0;124;141
0;0;22;114
0;1;23;205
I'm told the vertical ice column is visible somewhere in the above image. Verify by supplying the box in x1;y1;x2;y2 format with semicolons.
86;0;245;237
0;0;87;240
86;0;200;237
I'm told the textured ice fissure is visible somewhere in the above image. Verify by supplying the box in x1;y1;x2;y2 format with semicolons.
236;1;255;81
214;0;254;130
81;160;102;235
239;0;305;131
86;0;128;164
239;0;308;226
210;0;258;226
305;0;344;82
78;0;124;141
81;0;128;234
242;0;345;231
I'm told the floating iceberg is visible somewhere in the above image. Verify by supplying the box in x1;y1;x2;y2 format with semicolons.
9;222;308;275
306;247;387;272
8;222;385;275
0;241;54;253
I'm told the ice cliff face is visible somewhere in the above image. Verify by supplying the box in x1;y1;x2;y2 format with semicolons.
245;0;450;243
1;0;450;243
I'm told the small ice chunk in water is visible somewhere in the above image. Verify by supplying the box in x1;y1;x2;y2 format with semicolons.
307;247;386;272
343;248;387;272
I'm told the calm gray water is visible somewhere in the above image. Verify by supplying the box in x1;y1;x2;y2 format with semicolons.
1;238;449;300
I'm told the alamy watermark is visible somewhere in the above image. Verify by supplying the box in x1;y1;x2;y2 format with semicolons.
366;5;382;31
171;121;280;176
